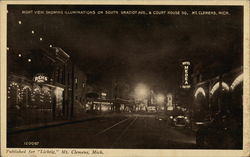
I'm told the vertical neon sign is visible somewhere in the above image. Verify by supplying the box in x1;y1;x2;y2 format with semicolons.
182;61;191;89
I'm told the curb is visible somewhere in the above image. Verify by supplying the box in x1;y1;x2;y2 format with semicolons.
7;113;135;134
8;116;103;135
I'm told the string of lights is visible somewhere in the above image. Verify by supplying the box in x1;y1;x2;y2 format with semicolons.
8;18;56;63
7;18;58;109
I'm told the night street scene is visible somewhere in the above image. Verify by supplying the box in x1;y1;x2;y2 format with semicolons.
6;5;243;149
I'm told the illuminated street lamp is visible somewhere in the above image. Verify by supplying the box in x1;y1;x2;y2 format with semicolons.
156;94;165;104
134;83;149;100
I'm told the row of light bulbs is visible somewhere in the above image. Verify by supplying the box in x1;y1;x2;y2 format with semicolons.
7;20;55;62
18;20;53;47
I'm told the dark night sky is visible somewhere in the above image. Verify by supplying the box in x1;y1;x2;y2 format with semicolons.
7;5;243;92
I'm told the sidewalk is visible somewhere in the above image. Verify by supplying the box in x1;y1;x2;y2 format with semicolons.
7;113;113;134
7;112;151;134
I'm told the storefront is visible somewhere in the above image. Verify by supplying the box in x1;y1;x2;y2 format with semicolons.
7;46;72;128
7;73;65;128
193;67;243;120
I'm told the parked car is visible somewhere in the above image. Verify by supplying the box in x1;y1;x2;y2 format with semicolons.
147;106;157;113
170;115;190;128
196;111;242;149
156;112;168;121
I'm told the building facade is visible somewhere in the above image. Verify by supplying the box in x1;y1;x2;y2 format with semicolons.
7;46;79;128
72;65;87;118
192;67;243;120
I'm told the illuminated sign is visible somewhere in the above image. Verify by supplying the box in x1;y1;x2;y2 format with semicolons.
167;106;173;111
181;61;191;89
101;92;107;99
101;92;107;97
167;93;173;111
33;73;48;83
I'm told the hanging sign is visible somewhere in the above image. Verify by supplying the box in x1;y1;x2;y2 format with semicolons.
181;61;191;89
33;73;48;83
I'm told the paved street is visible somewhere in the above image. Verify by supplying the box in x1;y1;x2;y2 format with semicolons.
8;114;196;149
5;5;244;154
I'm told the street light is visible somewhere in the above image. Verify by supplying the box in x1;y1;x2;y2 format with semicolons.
156;94;165;104
134;83;149;100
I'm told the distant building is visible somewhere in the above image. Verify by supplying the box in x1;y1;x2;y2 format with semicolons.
72;65;87;117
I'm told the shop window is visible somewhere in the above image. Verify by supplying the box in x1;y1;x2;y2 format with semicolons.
22;87;31;107
9;82;20;107
32;86;41;109
43;86;52;109
54;87;64;118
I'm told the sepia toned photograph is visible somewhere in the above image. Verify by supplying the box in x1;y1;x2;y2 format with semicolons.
1;1;249;157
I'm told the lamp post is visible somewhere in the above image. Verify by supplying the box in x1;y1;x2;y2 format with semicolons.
134;83;149;100
134;83;149;111
156;94;165;111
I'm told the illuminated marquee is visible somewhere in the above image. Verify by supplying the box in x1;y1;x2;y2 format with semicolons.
181;61;191;89
33;73;48;83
